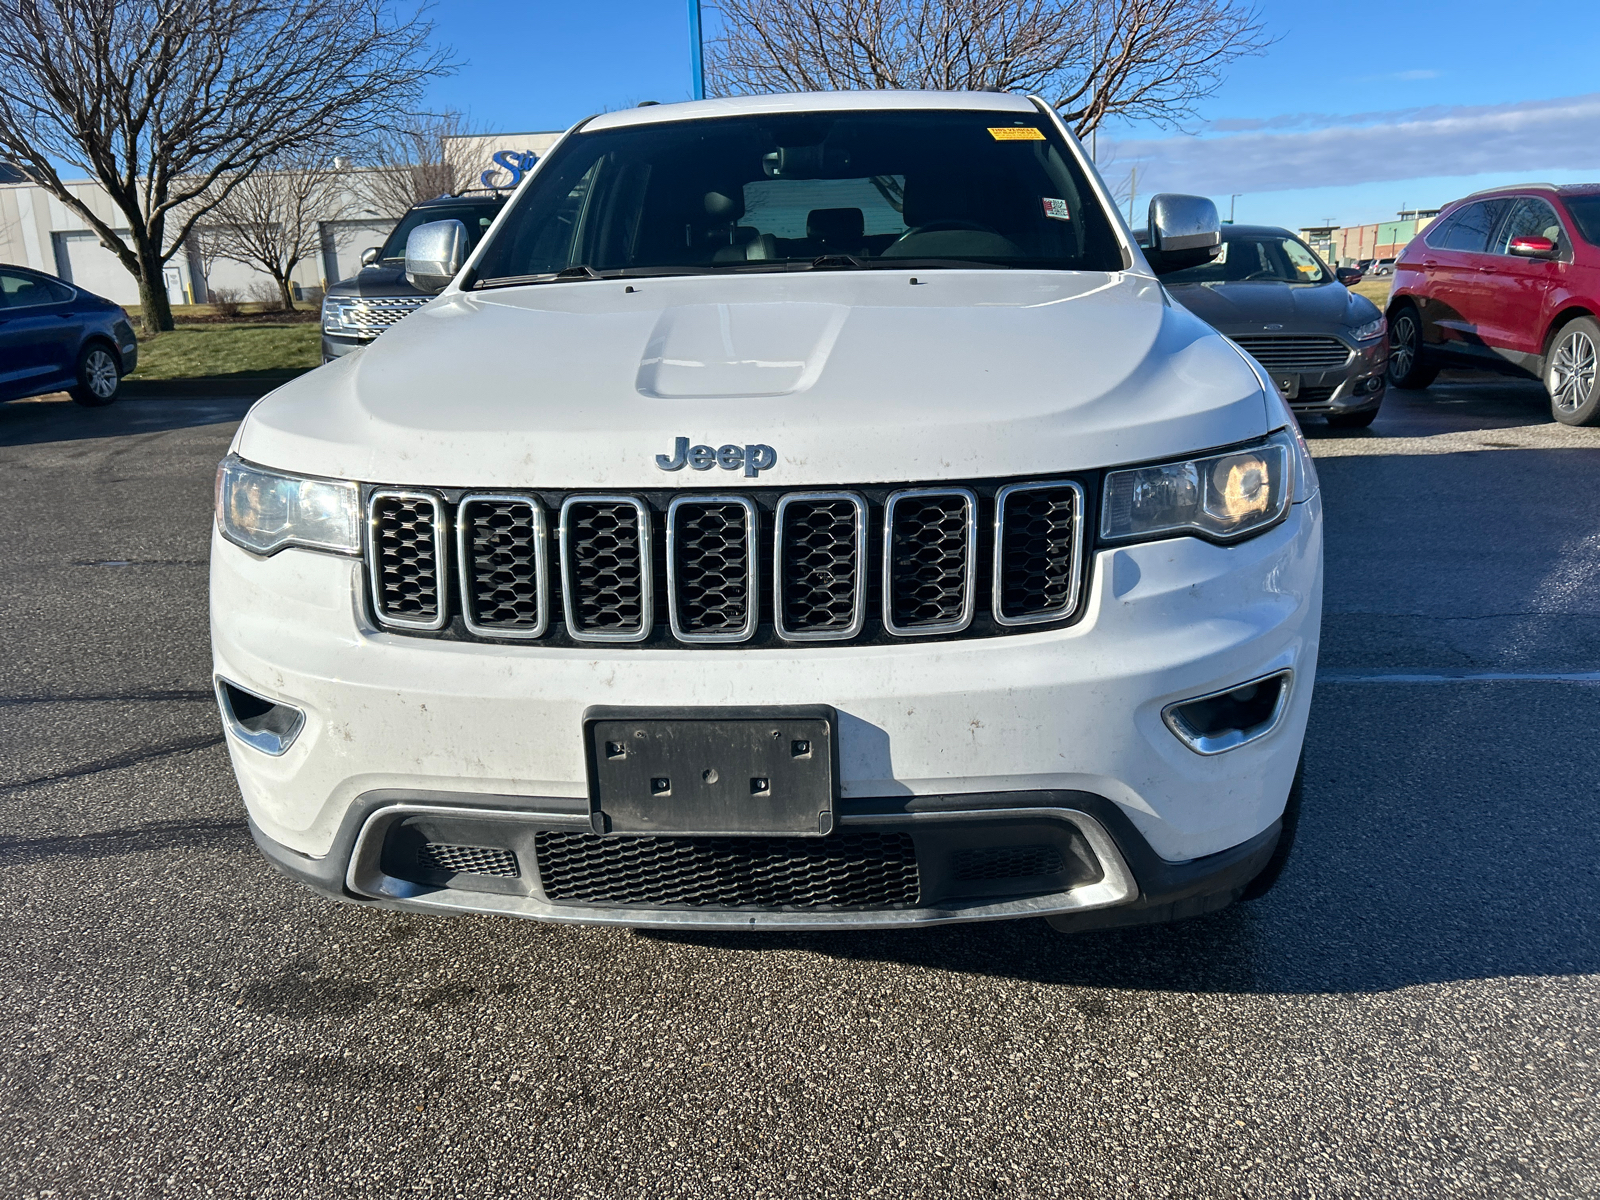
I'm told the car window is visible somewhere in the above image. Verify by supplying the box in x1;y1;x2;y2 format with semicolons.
379;204;501;262
1494;199;1566;254
1161;234;1328;285
1429;200;1511;253
471;110;1126;282
1560;195;1600;247
0;270;71;309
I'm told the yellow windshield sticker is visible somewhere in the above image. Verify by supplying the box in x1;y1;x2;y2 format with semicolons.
988;126;1045;141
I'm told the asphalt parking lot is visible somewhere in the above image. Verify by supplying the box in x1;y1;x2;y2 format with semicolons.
1;374;1596;1199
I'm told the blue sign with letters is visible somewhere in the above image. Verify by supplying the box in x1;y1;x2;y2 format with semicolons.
481;150;539;190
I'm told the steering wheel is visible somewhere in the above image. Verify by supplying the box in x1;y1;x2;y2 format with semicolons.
893;218;1002;242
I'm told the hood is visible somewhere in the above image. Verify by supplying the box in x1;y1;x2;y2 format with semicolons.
1164;279;1379;338
238;270;1270;488
324;264;423;300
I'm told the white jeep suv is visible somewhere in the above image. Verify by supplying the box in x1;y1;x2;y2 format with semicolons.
211;91;1322;933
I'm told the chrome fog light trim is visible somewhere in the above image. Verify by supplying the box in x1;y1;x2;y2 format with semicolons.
1162;669;1293;756
215;676;306;757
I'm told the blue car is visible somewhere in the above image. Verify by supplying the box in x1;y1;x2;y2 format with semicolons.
0;263;139;406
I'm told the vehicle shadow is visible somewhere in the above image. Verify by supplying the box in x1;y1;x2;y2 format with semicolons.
640;680;1600;995
1301;370;1553;439
0;391;257;448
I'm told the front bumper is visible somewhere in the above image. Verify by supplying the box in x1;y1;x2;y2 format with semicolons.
211;492;1321;926
320;332;369;363
1280;336;1388;416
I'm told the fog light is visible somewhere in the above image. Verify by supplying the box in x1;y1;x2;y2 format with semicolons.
1362;376;1385;394
1162;670;1292;755
215;677;305;756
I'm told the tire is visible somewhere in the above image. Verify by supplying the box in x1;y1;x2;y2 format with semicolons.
68;342;121;407
1239;754;1303;903
1386;306;1439;390
1546;315;1600;426
1326;406;1379;429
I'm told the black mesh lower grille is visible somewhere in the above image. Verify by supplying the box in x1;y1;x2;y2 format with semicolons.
951;844;1065;881
997;486;1078;620
371;495;441;623
534;830;920;909
670;501;752;636
417;842;520;878
564;500;646;635
778;497;862;635
886;492;972;629
462;498;543;631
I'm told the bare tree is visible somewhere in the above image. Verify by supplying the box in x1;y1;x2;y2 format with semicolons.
706;0;1270;136
361;110;482;218
186;148;347;311
0;0;452;333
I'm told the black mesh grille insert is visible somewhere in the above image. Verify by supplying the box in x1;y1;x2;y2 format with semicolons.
371;495;441;623
886;492;972;630
534;830;920;909
670;501;752;637
951;844;1065;881
564;500;646;636
997;486;1079;620
417;842;520;878
462;498;543;632
778;497;862;635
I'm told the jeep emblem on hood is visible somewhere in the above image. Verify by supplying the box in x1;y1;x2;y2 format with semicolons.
655;437;778;478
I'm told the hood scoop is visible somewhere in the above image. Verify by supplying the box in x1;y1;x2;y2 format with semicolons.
636;301;848;398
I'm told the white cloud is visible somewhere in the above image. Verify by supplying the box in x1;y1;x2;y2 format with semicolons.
1101;92;1600;198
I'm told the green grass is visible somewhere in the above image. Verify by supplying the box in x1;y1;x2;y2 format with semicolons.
1350;277;1391;307
127;322;320;381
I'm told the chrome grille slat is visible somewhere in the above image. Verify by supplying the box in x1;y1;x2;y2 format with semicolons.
559;495;652;643
457;494;548;638
993;481;1084;626
774;492;868;642
1232;335;1352;373
341;295;428;337
667;496;758;643
368;490;447;630
882;487;977;636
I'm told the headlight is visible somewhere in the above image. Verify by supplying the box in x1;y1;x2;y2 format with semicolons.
1101;431;1293;543
215;455;360;556
1350;316;1386;342
321;296;371;338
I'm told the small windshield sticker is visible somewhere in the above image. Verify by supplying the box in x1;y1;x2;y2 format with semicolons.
988;126;1045;141
1042;197;1071;221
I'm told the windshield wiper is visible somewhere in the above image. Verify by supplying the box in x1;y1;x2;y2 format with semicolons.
473;265;719;289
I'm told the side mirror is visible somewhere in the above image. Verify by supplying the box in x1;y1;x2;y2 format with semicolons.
1508;235;1557;259
1336;267;1364;285
404;219;469;293
1144;194;1222;276
360;246;382;268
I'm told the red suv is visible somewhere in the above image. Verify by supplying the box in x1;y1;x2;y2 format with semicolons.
1386;184;1600;424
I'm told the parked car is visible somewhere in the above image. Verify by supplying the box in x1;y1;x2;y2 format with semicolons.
214;91;1321;937
0;264;137;406
319;190;509;361
1161;225;1389;428
1367;259;1396;277
1387;183;1600;424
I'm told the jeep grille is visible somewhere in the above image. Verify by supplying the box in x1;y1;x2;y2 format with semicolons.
363;480;1086;648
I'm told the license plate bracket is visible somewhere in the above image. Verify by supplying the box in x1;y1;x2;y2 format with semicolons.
582;706;838;837
1275;374;1301;400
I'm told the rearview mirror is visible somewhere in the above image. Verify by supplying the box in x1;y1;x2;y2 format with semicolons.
1144;194;1222;276
404;219;469;293
1508;235;1557;259
360;246;381;268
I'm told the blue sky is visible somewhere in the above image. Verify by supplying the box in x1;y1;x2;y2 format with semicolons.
421;0;1600;231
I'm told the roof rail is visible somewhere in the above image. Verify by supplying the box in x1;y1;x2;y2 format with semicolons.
1464;182;1559;198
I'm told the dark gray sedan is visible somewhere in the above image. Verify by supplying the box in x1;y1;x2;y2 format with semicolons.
1164;225;1389;428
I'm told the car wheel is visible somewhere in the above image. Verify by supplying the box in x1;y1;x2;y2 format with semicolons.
1546;316;1600;426
1386;307;1438;390
1239;753;1303;902
1326;407;1379;429
69;342;122;407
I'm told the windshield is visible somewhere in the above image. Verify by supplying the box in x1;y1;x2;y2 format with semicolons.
380;204;500;262
1563;195;1600;246
469;110;1125;285
1163;234;1329;285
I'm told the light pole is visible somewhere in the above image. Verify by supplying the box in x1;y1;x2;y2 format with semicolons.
688;0;705;101
1228;194;1242;224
